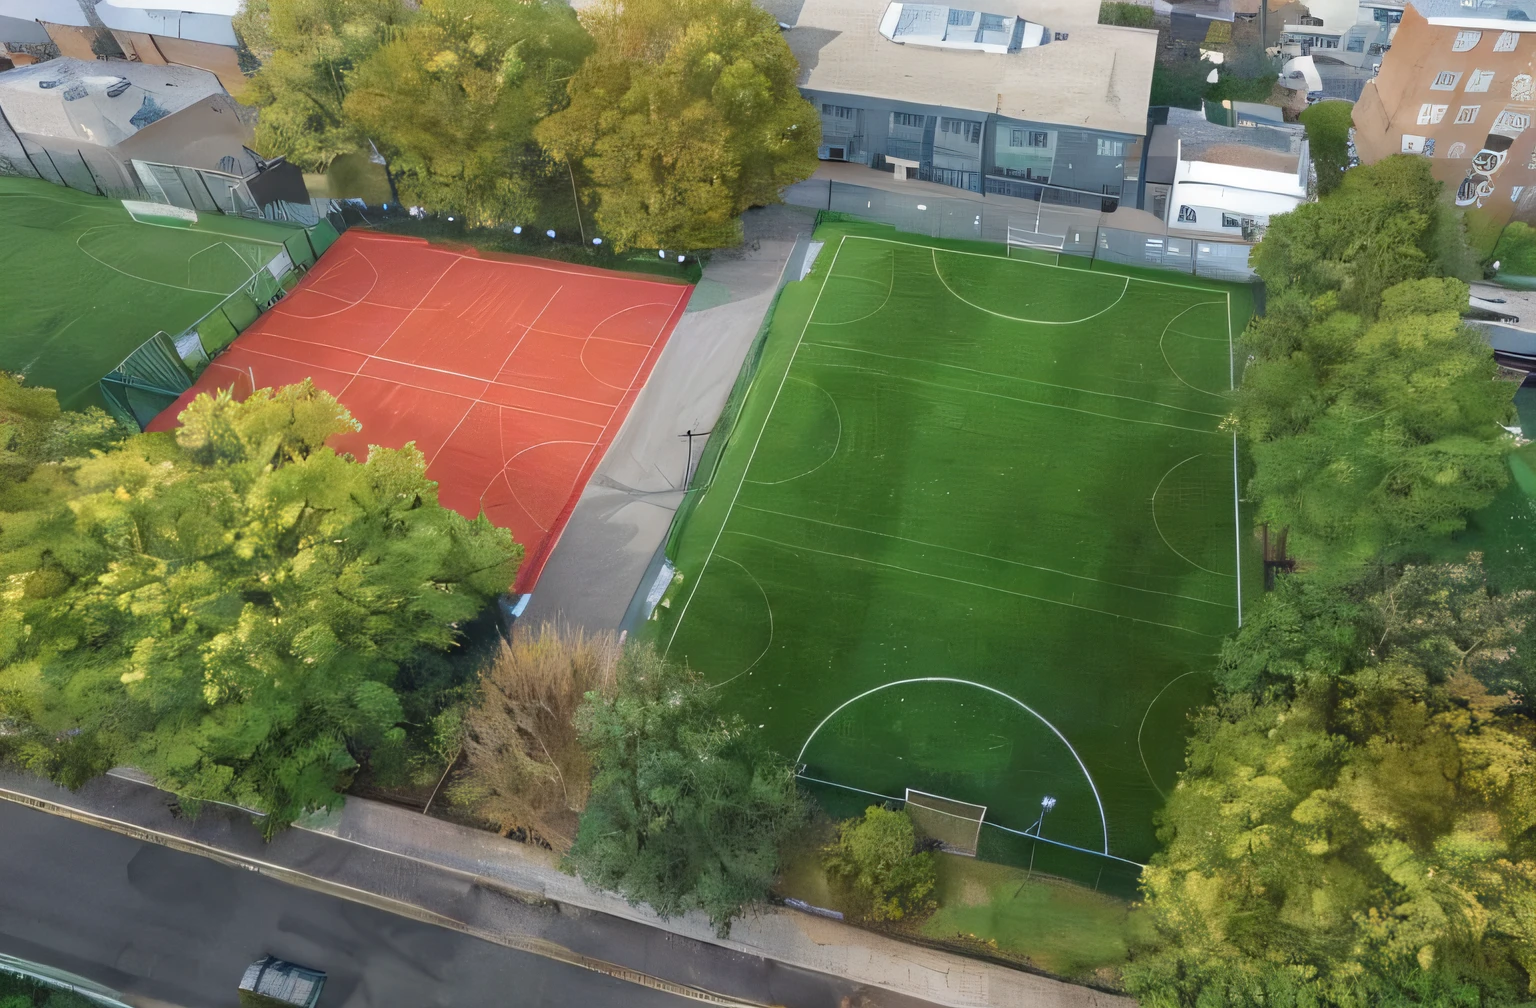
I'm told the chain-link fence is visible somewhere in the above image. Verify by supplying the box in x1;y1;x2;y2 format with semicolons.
784;178;1259;284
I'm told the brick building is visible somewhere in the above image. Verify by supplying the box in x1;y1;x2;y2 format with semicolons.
1353;0;1536;225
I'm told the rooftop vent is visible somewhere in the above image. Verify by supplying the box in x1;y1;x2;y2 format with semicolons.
878;3;1051;53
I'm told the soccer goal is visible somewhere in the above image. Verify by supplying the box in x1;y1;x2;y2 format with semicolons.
904;788;986;857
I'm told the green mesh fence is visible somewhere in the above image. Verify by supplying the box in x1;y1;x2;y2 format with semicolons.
100;331;194;428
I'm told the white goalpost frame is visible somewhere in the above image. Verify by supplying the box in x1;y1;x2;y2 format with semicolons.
904;787;987;857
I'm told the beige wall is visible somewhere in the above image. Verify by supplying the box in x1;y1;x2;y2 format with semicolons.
117;93;254;172
108;31;247;96
40;22;98;61
1353;4;1536;227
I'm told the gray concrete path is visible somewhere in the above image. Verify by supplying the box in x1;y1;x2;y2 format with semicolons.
523;205;816;630
0;769;1131;1008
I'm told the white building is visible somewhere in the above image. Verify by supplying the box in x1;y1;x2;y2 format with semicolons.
1167;148;1309;236
1282;0;1403;68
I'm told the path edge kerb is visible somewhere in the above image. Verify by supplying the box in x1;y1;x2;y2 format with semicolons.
0;785;773;1008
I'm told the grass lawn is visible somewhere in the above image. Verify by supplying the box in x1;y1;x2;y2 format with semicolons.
922;856;1152;981
652;220;1257;889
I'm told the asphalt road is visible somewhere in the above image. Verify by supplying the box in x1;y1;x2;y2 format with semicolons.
0;802;694;1008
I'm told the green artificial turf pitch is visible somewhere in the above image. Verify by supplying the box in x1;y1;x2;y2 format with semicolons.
650;221;1258;878
0;176;299;411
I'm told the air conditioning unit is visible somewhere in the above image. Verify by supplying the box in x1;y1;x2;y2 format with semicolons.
819;145;848;161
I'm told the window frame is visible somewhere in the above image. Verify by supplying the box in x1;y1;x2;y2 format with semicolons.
1177;205;1198;224
1465;69;1496;93
1455;104;1481;124
1430;70;1462;90
1452;30;1482;51
1221;213;1242;229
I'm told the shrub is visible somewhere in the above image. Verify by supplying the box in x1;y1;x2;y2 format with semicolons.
823;806;939;922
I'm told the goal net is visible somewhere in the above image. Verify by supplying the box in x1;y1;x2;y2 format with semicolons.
1006;224;1066;251
904;788;986;857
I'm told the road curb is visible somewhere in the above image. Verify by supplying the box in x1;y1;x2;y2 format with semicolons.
0;786;774;1008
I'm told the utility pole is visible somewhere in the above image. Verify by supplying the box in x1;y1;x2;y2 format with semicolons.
1260;0;1268;54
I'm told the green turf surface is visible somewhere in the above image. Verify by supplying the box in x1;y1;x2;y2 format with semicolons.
0;176;299;411
650;221;1258;878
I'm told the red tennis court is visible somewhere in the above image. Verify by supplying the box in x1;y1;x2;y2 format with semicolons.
150;230;692;592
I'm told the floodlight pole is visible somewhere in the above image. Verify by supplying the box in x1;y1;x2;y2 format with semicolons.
681;429;712;488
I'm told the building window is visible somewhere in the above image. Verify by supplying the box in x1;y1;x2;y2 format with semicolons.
1495;109;1531;132
978;12;1008;31
1418;103;1448;124
1513;185;1526;202
821;104;856;119
1466;69;1496;92
1452;30;1482;51
1496;30;1520;51
891;112;924;128
1431;71;1462;90
1447;141;1467;158
1347;36;1365;52
1221;213;1241;229
1009;128;1049;147
1424;138;1436;156
1096;139;1125;156
1455;105;1480;124
1515;74;1534;101
1401;134;1427;153
1177;205;1197;223
947;7;975;24
1372;7;1402;22
940;118;982;143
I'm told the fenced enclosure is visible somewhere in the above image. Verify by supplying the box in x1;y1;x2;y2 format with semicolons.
783;177;1259;284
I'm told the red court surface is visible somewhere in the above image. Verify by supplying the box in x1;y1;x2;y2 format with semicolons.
150;230;693;592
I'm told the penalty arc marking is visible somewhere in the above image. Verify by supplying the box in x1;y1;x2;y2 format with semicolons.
796;676;1110;855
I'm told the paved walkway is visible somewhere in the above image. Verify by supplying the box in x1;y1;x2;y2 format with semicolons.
522;205;816;631
0;769;1131;1008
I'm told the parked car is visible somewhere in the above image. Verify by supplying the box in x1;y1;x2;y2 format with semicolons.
238;957;326;1008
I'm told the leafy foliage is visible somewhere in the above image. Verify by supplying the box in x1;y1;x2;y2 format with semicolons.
453;621;620;850
567;646;806;932
823;805;939;922
1493;221;1536;277
1300;100;1354;196
343;0;591;227
536;0;820;250
1239;158;1514;574
1127;565;1536;1006
0;381;520;825
236;0;409;170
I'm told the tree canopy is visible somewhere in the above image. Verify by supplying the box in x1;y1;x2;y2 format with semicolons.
567;646;805;932
1238;158;1513;574
823;805;939;922
535;0;820;250
343;0;591;227
237;0;409;170
0;379;520;824
1127;562;1536;1006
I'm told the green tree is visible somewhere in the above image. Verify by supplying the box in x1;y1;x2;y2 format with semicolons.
536;0;820;251
823;805;939;922
1300;100;1354;195
567;646;805;932
236;0;409;170
343;0;592;227
0;381;520;824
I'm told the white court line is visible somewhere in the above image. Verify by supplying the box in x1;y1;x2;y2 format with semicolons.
1228;291;1242;626
811;360;1222;436
794;677;1111;855
807;246;894;326
75;225;230;296
804;341;1226;419
1150;455;1236;578
270;249;385;319
1136;669;1211;799
479;439;597;531
1158;301;1230;399
347;231;689;286
664;237;848;656
577;303;676;392
704;554;774;690
845;232;1232;294
743;378;842;486
736;502;1235;608
932;248;1130;326
723;529;1219;638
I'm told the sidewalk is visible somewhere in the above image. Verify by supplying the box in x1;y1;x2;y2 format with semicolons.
0;769;1132;1008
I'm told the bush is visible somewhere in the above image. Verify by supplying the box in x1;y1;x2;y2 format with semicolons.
823;806;939;922
1099;1;1153;27
452;622;621;850
1493;220;1536;275
1300;100;1354;195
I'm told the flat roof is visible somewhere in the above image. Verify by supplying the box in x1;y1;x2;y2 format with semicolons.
1171;180;1305;216
785;0;1157;135
1407;0;1536;28
0;58;222;146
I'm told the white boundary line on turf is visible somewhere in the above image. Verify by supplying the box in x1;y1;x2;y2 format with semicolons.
1150;455;1236;578
932;248;1129;326
808;246;894;326
794;676;1110;856
1158;301;1229;399
845;233;1232;294
663;236;846;655
1228;291;1242;626
705;554;774;690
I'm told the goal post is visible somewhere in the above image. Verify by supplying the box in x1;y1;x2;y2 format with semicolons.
904;788;986;857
